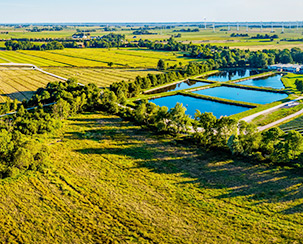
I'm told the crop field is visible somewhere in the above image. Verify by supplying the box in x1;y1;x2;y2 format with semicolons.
0;48;202;68
20;50;107;67
0;68;62;101
44;67;162;87
1;112;303;243
27;48;202;68
0;51;65;66
50;48;203;67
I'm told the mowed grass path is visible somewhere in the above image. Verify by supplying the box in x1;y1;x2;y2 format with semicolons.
0;48;202;68
1;112;303;243
44;67;162;87
0;68;62;101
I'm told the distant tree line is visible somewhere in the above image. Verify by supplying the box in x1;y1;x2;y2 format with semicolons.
132;30;156;35
230;33;249;37
26;26;64;32
173;28;200;32
5;40;64;51
251;34;279;39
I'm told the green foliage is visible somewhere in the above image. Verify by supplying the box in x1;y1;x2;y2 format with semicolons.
157;59;166;70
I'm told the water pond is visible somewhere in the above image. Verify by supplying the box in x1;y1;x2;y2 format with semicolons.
150;94;250;118
206;69;263;82
238;74;284;89
192;86;288;105
146;80;209;94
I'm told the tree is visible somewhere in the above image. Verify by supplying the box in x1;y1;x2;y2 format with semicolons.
52;99;71;120
108;62;113;67
167;103;191;135
193;111;217;146
157;59;166;70
260;127;284;155
271;130;303;163
279;49;293;64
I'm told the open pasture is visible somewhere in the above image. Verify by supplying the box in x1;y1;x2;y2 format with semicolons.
2;112;303;243
0;68;62;101
44;67;162;87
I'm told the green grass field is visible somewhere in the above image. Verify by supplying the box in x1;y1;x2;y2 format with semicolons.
44;67;162;87
0;68;62;101
1;112;303;243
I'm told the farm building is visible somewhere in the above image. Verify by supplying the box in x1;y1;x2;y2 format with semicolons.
268;64;303;73
72;33;88;39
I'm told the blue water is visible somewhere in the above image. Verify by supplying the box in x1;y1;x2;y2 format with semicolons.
192;86;288;105
206;69;263;82
238;75;284;89
148;80;209;94
150;95;250;118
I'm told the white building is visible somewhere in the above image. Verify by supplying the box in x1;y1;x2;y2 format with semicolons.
72;33;88;39
268;64;303;73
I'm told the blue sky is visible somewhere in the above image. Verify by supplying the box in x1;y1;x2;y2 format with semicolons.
0;0;302;23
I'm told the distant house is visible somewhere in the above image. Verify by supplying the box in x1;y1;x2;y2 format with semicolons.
72;33;88;39
268;64;303;73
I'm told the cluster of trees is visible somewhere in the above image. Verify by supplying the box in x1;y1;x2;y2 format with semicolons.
132;30;156;35
5;40;41;50
40;41;64;50
230;33;249;37
89;33;125;48
109;61;215;98
251;34;279;39
173;28;200;32
0;78;102;178
5;40;64;51
76;29;97;33
26;26;64;32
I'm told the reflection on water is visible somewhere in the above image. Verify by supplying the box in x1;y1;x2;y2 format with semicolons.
146;79;209;94
239;74;284;89
206;69;264;82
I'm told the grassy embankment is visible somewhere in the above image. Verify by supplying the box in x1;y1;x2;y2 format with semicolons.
1;112;303;243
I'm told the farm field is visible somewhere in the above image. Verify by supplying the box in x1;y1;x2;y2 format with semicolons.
0;51;66;66
27;48;202;68
0;68;62;101
1;112;303;243
44;67;162;87
0;48;203;68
